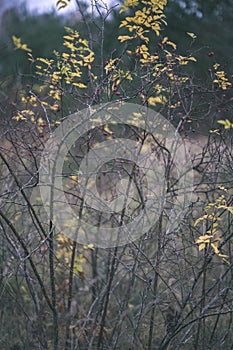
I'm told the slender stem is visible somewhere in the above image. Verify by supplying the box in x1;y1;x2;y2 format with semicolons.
65;241;77;349
148;215;163;350
0;209;53;311
97;247;118;349
48;220;59;350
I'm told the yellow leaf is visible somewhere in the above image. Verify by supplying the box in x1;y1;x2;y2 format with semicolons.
202;235;213;240
62;53;70;60
56;0;70;10
70;71;81;78
120;0;139;13
103;124;113;133
84;55;94;65
223;258;230;265
27;52;34;61
198;243;206;251
72;82;87;88
206;228;218;235
57;233;71;245
167;40;177;50
12;35;21;47
217;119;233;129
13;113;27;121
194;215;208;226
219;254;229;258
37;57;53;65
12;35;32;52
186;32;197;39
226;207;233;214
188;56;197;62
51;73;61;83
209;129;221;135
218;186;227;192
162;36;168;44
148;96;167;106
211;242;219;254
73;263;83;273
83;244;94;250
63;35;74;41
118;35;132;42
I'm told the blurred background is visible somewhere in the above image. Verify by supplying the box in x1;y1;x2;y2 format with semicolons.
0;0;232;135
1;0;232;81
